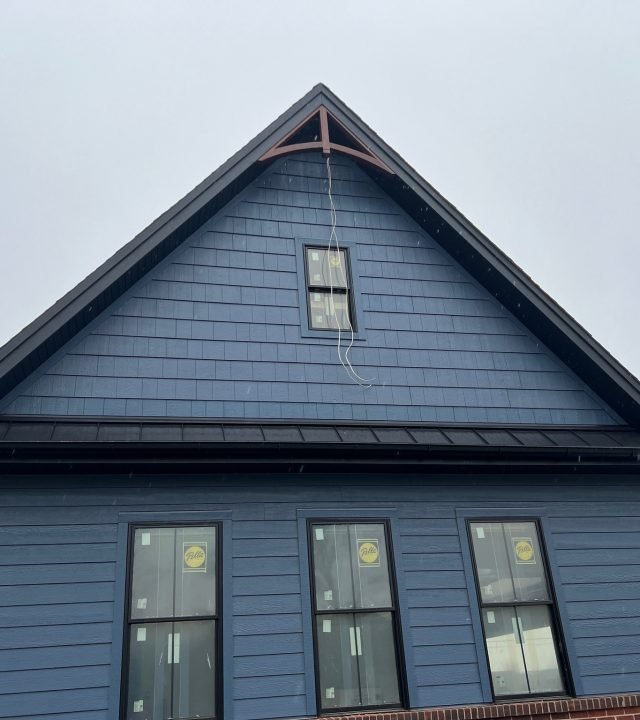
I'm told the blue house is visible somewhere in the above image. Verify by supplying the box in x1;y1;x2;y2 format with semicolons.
0;84;638;720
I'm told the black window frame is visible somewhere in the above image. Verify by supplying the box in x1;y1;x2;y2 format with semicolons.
304;245;356;332
466;517;573;702
307;518;407;714
120;521;222;720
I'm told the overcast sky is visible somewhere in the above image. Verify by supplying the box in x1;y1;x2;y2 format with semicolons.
1;1;638;377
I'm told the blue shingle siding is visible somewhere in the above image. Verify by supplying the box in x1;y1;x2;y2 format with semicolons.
0;477;638;718
0;153;620;423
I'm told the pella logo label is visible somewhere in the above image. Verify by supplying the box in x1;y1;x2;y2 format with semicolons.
183;543;207;572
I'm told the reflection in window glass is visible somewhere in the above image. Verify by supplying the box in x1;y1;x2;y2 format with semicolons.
310;522;402;711
305;247;353;331
126;621;216;720
130;528;175;620
312;523;392;610
131;527;216;620
309;291;350;330
469;521;566;699
518;606;565;694
316;612;400;710
483;607;529;696
470;522;548;603
125;526;218;720
306;248;348;288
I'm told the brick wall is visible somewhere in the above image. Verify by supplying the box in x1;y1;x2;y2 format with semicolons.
329;695;640;720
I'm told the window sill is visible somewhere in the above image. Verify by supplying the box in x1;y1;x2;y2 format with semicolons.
299;327;366;342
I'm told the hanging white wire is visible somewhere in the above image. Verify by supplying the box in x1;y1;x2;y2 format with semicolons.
325;155;373;389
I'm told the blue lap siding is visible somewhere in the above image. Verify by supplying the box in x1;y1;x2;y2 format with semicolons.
0;153;620;424
0;476;638;719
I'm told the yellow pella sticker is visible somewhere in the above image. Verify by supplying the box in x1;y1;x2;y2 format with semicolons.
357;539;380;567
513;538;535;564
329;254;341;268
183;543;207;572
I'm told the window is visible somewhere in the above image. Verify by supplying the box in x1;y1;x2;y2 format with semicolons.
305;247;353;330
309;521;403;712
468;520;568;699
122;525;219;720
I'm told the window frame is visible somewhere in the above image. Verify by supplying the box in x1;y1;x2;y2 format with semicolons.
295;238;366;342
304;245;355;332
465;517;573;702
119;521;223;720
306;518;408;714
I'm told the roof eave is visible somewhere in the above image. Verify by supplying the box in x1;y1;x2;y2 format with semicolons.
1;83;639;423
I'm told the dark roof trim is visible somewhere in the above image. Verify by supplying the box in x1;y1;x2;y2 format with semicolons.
1;84;639;423
2;444;639;475
1;416;639;449
2;420;639;473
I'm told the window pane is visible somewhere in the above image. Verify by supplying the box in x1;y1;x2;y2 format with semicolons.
309;290;350;330
503;522;550;602
357;612;401;707
316;613;360;710
306;248;348;288
175;526;217;617
126;621;172;720
313;524;355;610
131;526;217;619
470;522;549;603
315;612;399;710
482;607;529;697
171;621;217;719
312;523;392;611
517;605;565;694
131;528;175;619
126;620;216;720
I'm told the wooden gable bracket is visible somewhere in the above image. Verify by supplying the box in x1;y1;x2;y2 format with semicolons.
259;106;395;174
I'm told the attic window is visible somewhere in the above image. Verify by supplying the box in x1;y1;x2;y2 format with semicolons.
305;247;353;331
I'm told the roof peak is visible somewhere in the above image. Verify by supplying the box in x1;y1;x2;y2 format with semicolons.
0;85;639;424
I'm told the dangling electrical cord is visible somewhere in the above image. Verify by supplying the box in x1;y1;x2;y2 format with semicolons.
325;155;374;388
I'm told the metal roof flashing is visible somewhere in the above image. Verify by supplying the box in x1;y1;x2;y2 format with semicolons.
1;417;639;473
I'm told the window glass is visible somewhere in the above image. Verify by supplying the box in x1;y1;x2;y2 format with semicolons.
482;605;564;697
131;527;216;619
130;527;175;619
304;246;354;332
315;613;359;709
310;521;402;712
356;612;401;707
503;522;549;602
175;527;217;617
125;525;218;720
315;612;400;711
469;520;566;699
126;620;216;720
518;606;565;694
482;607;529;697
306;248;348;288
470;522;549;603
309;290;350;330
312;523;392;610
